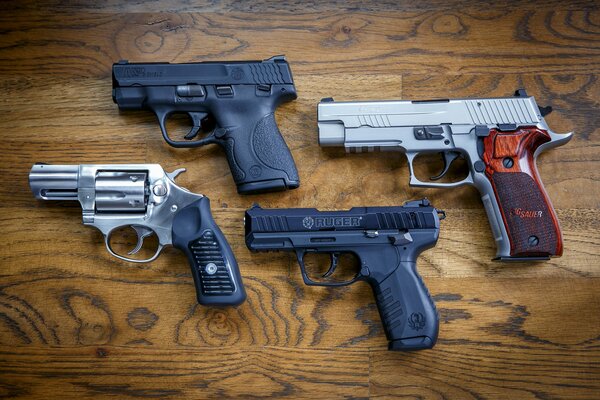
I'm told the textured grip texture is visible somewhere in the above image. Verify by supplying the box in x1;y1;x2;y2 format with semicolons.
252;113;299;181
220;112;299;194
371;262;439;351
221;138;245;183
189;230;235;296
483;128;563;258
492;172;559;256
172;197;246;306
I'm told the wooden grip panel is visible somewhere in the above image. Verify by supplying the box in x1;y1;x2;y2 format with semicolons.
482;128;563;258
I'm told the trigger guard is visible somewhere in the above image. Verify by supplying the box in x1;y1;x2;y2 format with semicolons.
407;151;474;188
157;110;216;148
104;227;164;264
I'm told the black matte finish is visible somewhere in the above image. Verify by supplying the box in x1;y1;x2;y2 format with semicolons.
112;56;299;194
244;199;442;351
172;197;246;306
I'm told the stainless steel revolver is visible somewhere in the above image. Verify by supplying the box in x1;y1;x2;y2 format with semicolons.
29;163;246;306
318;90;572;261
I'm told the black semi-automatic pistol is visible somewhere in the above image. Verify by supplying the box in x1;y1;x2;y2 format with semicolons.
245;199;444;351
113;55;299;194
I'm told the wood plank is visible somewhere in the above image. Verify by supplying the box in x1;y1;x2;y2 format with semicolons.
0;346;369;399
370;344;600;399
0;10;599;77
1;273;598;397
1;0;598;13
1;257;598;349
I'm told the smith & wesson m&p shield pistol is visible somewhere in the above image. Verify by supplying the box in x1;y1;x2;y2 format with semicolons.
29;163;246;306
318;90;572;261
112;56;299;194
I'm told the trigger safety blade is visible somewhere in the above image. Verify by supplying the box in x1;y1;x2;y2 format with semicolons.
184;112;210;140
322;253;339;278
184;125;201;140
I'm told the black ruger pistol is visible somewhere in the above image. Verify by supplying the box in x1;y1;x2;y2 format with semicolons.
112;56;299;194
244;199;444;351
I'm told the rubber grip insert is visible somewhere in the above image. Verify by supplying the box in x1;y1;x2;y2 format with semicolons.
222;113;299;194
172;197;246;306
372;262;438;351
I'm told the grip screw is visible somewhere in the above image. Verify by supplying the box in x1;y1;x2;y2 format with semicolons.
205;263;218;275
528;235;539;247
503;157;514;168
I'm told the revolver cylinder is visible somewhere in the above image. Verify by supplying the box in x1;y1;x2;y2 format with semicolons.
95;171;147;212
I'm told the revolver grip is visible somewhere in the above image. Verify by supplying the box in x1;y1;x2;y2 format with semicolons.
219;113;299;194
370;261;438;351
171;197;246;306
481;128;563;260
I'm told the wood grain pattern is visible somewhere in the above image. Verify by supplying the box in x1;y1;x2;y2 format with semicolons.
0;10;599;77
0;1;599;399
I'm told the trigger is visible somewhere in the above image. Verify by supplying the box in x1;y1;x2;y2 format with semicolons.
184;112;206;140
430;151;461;181
128;226;155;255
184;125;200;140
322;253;339;278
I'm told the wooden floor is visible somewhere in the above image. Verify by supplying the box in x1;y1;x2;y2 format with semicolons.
1;1;599;399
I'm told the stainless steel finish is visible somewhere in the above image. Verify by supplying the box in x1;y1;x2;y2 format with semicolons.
95;171;147;212
29;164;79;200
29;163;203;263
152;183;167;196
318;121;345;146
317;94;573;259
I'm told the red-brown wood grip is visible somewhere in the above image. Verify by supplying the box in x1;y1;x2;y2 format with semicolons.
482;128;563;258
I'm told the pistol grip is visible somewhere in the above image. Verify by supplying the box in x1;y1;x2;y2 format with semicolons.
481;128;563;259
370;261;438;351
219;113;299;194
171;197;246;306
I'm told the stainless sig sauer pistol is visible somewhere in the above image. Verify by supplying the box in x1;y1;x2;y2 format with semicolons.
318;90;572;261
